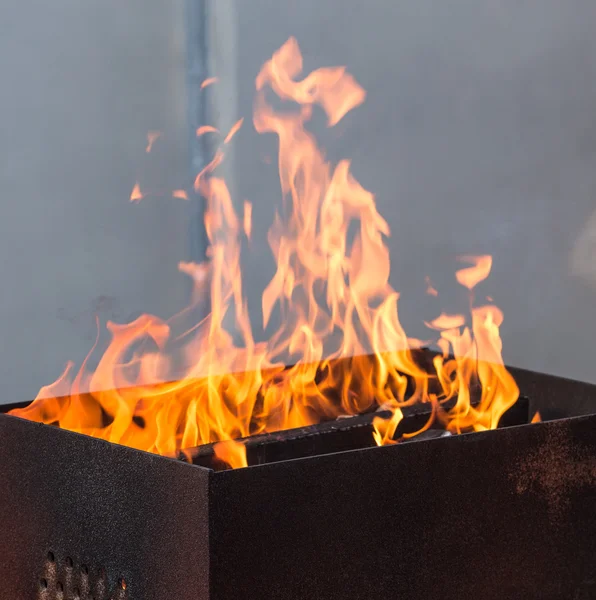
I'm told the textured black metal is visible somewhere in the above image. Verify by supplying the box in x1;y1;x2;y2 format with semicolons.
0;416;211;600
0;370;595;599
38;549;128;600
508;365;596;420
209;413;596;600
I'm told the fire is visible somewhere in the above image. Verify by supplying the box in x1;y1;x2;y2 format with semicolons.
455;255;493;290
10;38;519;467
213;440;248;470
129;182;143;203
200;76;219;90
172;189;189;201
243;201;252;241
145;131;161;153
223;118;244;145
197;125;219;137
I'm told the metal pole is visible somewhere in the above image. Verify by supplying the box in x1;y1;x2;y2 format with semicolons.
185;0;211;264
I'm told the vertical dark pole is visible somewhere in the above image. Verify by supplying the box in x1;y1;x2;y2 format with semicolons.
185;0;211;264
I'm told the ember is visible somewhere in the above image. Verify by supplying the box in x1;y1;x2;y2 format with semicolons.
10;38;519;466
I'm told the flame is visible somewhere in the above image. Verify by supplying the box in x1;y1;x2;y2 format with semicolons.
172;190;189;201
213;440;248;469
243;201;252;240
196;125;219;137
11;38;519;465
201;77;219;89
129;182;143;203
223;118;244;145
372;410;403;447
455;255;493;290
255;37;366;126
145;131;161;153
531;411;542;424
425;276;438;297
425;314;466;331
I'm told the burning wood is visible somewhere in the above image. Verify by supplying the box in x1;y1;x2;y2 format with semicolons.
185;395;529;471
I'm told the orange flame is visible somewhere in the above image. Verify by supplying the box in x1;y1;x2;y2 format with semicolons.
425;276;438;297
372;410;403;447
11;38;519;464
223;118;244;144
129;182;143;203
145;131;161;153
256;37;366;126
243;200;252;240
172;190;189;200
196;125;219;137
456;255;493;290
213;440;248;470
425;314;466;331
200;77;219;89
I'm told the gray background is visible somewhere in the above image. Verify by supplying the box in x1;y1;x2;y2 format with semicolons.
1;0;595;403
0;0;190;402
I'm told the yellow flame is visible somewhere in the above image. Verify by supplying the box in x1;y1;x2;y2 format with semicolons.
129;182;143;203
12;38;519;464
213;440;248;469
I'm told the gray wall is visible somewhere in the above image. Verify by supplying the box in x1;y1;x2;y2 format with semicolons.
212;0;596;383
0;0;190;402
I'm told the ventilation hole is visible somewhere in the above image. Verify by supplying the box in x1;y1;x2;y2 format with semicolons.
47;551;55;563
65;556;73;568
118;577;127;590
40;578;48;589
80;564;89;575
56;582;64;592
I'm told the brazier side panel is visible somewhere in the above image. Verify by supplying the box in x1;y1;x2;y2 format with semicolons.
0;415;211;600
209;416;596;600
